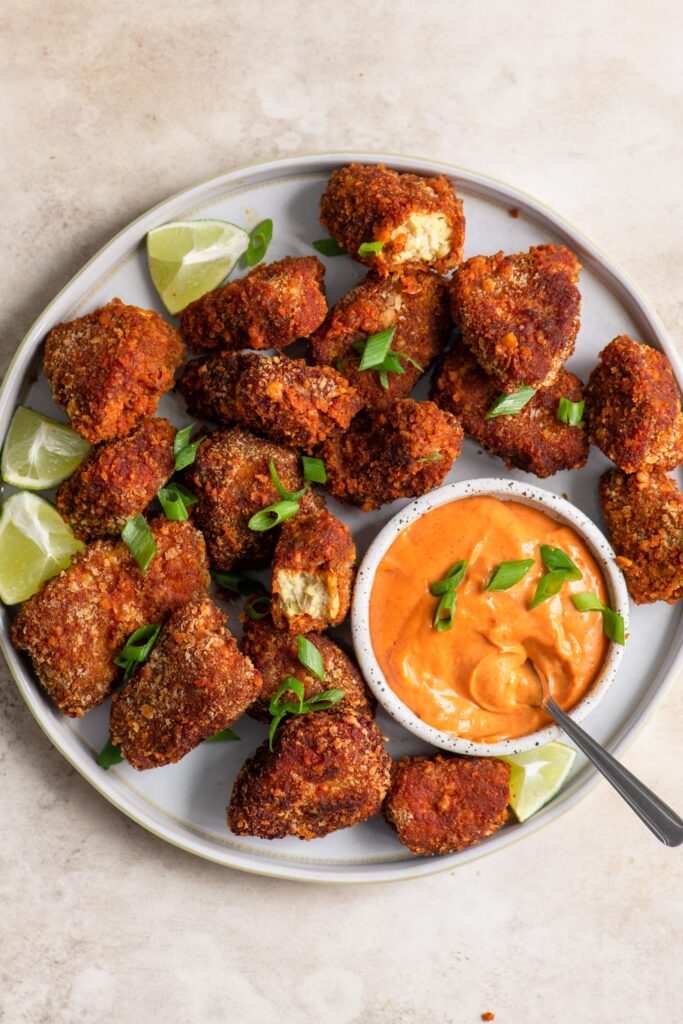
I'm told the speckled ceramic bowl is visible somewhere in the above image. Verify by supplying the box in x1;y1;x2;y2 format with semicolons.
352;478;629;757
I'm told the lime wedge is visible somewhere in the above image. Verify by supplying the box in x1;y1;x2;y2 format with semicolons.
0;491;84;604
501;741;577;822
2;407;90;490
147;219;249;314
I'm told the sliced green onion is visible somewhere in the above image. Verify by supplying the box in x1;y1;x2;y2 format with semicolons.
313;238;344;256
485;559;535;592
173;424;205;471
270;675;305;714
433;589;458;631
302;688;345;710
121;515;157;574
571;592;625;645
540;545;582;579
96;739;123;769
358;241;384;257
297;635;325;680
429;560;467;596
485;387;537;419
302;456;327;483
205;728;240;742
267;675;345;749
557;397;585;427
245;218;273;267
358;328;396;370
570;592;604;613
210;569;265;596
244;593;272;621
530;569;573;608
417;453;442;463
113;623;161;681
268;459;307;501
247;499;300;532
158;481;198;521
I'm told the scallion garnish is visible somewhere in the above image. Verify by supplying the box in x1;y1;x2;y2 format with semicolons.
96;739;123;769
312;238;344;256
302;455;327;483
417;453;443;463
113;623;161;681
352;329;423;390
245;218;273;267
267;675;345;749
429;560;467;632
121;515;157;574
485;559;535;592
530;546;583;608
358;241;384;257
173;423;205;471
268;458;308;501
557;397;585;427
429;560;467;596
571;592;625;645
157;481;198;521
210;568;266;596
205;728;240;742
248;500;300;532
244;593;272;621
297;635;325;680
485;387;537;419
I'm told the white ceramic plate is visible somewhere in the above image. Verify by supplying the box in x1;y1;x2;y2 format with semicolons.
1;153;682;884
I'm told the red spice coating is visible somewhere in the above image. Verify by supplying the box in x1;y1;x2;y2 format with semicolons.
384;755;511;856
179;256;327;353
44;298;185;443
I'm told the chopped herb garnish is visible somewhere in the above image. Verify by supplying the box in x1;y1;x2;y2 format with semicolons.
157;481;198;521
210;569;266;596
485;387;537;419
244;593;272;621
268;458;308;501
353;328;423;390
113;623;161;681
358;241;384;257
530;547;582;608
429;560;467;596
205;728;240;742
429;560;467;631
96;739;123;769
248;499;300;532
312;238;344;256
267;675;345;749
485;559;535;592
417;453;443;463
121;515;157;574
173;423;205;471
302;455;327;483
571;592;625;645
297;635;325;680
557;397;585;427
245;218;273;267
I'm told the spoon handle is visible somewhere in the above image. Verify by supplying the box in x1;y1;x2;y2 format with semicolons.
544;697;683;847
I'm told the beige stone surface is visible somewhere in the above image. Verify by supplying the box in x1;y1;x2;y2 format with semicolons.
1;2;682;1021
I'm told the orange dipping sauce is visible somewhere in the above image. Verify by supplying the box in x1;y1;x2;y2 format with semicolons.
369;496;609;742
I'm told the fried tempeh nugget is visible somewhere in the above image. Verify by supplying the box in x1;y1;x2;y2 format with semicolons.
270;492;356;632
110;598;262;770
309;270;451;410
180;352;363;450
431;346;588;478
585;335;683;473
228;708;391;840
599;467;683;604
44;298;185;443
184;427;303;571
318;398;463;510
241;617;374;722
10;518;209;717
55;417;176;541
383;755;511;856
319;163;465;275
179;256;327;353
451;245;581;390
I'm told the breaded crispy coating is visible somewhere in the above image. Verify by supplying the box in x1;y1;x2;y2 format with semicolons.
270;492;356;632
184;427;303;570
319;163;465;275
228;708;391;840
599;467;683;604
451;245;581;389
55;417;176;540
110;598;262;770
431;346;588;478
10;518;209;716
241;617;374;722
318;398;463;510
585;335;683;472
180;352;363;450
179;256;327;353
44;298;185;443
309;270;451;410
384;755;511;856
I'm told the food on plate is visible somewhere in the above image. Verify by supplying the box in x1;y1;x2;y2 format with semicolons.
110;598;261;770
599;467;683;604
43;298;185;443
180;351;363;450
10;517;209;717
55;417;176;540
227;707;391;839
431;346;588;477
271;491;356;632
319;163;465;274
184;426;303;570
241;617;374;722
319;398;463;510
1;406;91;490
309;270;450;410
0;491;84;605
370;496;610;741
179;256;327;352
585;335;683;472
450;245;581;390
383;755;511;855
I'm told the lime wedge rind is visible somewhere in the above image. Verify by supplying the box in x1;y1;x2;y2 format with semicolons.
502;741;577;822
0;491;83;605
1;407;90;490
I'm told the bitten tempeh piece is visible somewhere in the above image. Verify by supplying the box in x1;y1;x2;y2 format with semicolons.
179;256;327;352
320;163;465;275
110;598;262;770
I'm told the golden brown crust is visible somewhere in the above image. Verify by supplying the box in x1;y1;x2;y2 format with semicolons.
180;352;363;451
318;398;463;510
431;346;588;478
599;467;683;604
451;245;581;389
110;598;262;770
241;618;374;722
179;256;327;352
309;270;451;410
586;335;683;472
10;517;209;717
55;417;176;540
320;163;465;275
227;708;391;840
184;427;303;571
383;755;510;856
43;298;185;443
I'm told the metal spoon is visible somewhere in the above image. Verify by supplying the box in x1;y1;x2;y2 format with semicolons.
527;665;683;847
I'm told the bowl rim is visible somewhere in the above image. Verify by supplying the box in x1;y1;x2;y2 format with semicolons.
351;477;630;757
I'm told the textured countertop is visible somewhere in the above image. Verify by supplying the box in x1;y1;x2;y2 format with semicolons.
1;2;682;1022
